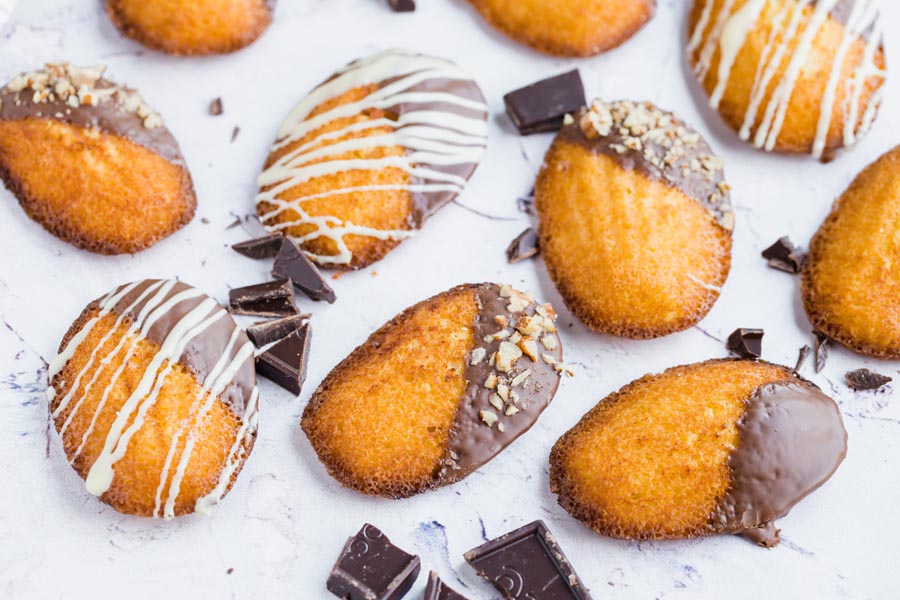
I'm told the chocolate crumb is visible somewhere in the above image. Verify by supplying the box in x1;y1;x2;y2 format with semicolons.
814;331;830;373
226;568;234;575
388;0;415;11
517;195;536;215
845;368;892;391
726;328;763;359
209;97;223;116
200;217;210;224
506;228;540;264
762;237;805;274
231;126;240;142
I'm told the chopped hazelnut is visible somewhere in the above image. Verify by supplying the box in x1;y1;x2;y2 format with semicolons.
470;347;486;365
518;337;539;362
479;410;498;427
495;342;522;372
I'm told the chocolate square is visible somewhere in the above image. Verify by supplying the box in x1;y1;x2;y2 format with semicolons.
327;524;420;600
726;328;764;359
503;70;585;135
228;278;298;318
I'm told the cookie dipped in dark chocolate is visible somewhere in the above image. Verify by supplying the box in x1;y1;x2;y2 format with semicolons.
714;380;847;546
440;283;566;483
563;99;733;230
0;63;185;165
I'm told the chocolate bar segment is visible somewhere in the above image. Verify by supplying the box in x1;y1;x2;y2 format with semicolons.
327;524;420;600
503;70;585;135
845;368;892;391
256;321;311;395
273;238;337;303
464;520;591;600
506;228;540;264
423;571;469;600
246;314;308;347
726;328;763;359
228;278;298;318
232;233;283;259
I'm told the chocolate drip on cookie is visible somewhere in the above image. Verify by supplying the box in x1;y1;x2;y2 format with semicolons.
0;63;184;165
565;99;733;230
714;380;848;546
441;283;567;481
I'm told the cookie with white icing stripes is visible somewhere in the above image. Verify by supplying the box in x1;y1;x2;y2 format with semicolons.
688;0;887;159
256;49;488;269
48;280;258;518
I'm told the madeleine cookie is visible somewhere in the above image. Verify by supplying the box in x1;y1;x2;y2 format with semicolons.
48;279;258;518
803;145;900;358
550;359;847;546
106;0;274;55
536;99;733;339
688;0;886;159
302;283;568;498
256;49;488;270
467;0;655;57
0;64;195;254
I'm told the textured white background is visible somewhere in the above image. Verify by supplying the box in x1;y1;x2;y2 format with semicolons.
1;1;898;598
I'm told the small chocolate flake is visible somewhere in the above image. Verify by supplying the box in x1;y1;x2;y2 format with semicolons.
726;328;764;359
762;236;805;274
503;70;586;135
517;195;536;215
327;524;421;600
200;217;210;224
232;233;283;259
845;368;892;391
256;321;311;396
506;228;540;264
228;278;298;318
273;238;337;303
388;0;415;11
226;567;234;575
814;331;830;373
209;97;223;116
794;345;811;372
246;314;308;347
231;126;240;142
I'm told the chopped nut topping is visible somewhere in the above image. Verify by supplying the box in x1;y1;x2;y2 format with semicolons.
505;405;520;416
480;410;498;427
541;335;558;350
541;353;557;366
497;423;506;433
497;384;510;401
470;347;486;365
494;315;509;327
495;341;522;372
510;369;531;387
518;336;539;362
484;373;499;389
515;315;542;336
508;331;522;344
489;394;504;411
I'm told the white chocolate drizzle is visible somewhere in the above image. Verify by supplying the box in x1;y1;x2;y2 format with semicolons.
690;0;886;158
256;49;488;266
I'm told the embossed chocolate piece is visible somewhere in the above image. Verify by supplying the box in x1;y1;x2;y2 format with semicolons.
423;571;469;600
232;234;283;259
504;70;585;135
726;328;763;359
327;524;420;600
464;520;591;600
228;278;299;318
845;368;892;391
245;314;308;347
256;320;311;395
273;238;336;303
505;228;540;264
762;237;805;274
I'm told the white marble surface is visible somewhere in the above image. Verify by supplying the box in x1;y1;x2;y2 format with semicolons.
1;1;898;598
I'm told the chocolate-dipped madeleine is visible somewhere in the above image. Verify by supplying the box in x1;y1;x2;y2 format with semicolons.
550;359;847;546
0;63;195;254
48;279;258;518
536;99;733;339
256;49;488;270
302;283;568;498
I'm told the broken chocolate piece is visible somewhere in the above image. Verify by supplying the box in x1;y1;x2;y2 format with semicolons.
516;195;536;216
388;0;415;11
232;233;283;259
814;331;830;373
228;278;298;318
503;70;585;135
256;321;311;395
726;328;764;359
273;238;336;303
794;344;811;373
327;523;420;600
845;368;892;391
246;314;308;347
506;227;540;264
424;571;469;600
231;126;240;142
761;236;805;274
209;97;223;116
464;520;591;600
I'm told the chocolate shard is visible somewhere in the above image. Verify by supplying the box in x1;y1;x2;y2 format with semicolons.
503;70;585;135
273;238;337;303
388;0;415;11
516;195;536;216
256;321;311;395
726;328;764;359
327;524;420;600
761;236;805;274
424;571;469;600
845;368;892;391
464;520;591;600
794;344;811;373
246;314;308;347
228;278;298;318
210;97;223;116
814;331;830;373
232;233;283;259
506;227;540;264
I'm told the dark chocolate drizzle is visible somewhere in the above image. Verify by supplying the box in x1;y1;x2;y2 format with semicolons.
98;279;257;417
439;283;564;483
0;73;185;166
714;380;848;546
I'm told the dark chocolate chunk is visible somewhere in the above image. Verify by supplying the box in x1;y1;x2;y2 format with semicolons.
845;368;892;391
246;314;308;347
388;0;415;11
210;97;223;116
516;195;536;216
273;238;336;303
794;344;811;373
327;524;420;600
726;328;764;359
232;233;283;259
256;321;311;395
229;278;298;318
506;227;540;264
464;520;591;600
761;236;805;274
424;571;469;600
814;331;830;373
503;70;585;135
